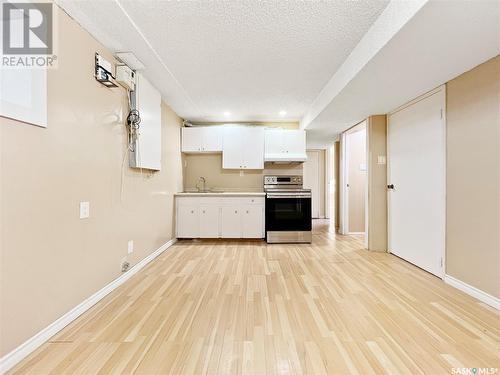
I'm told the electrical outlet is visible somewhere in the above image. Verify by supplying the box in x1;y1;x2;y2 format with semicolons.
79;201;90;219
127;240;134;254
121;256;130;273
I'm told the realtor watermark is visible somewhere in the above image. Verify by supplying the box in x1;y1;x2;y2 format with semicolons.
452;368;498;375
2;2;57;68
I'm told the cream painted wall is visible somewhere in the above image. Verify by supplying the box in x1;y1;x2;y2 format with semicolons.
446;56;499;298
0;6;183;356
183;153;303;191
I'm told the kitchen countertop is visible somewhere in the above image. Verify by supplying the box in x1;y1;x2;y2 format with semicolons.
175;192;265;197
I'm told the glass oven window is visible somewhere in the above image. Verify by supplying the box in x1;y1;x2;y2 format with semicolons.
265;197;311;231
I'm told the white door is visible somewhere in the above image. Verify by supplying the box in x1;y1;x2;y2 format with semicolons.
221;206;242;238
181;127;203;152
388;87;445;277
303;150;321;218
201;127;223;152
222;128;243;169
264;129;283;155
177;205;199;238
282;130;306;154
242;205;264;238
199;205;220;238
242;128;264;169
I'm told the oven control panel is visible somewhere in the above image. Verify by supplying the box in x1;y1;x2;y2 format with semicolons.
264;175;302;185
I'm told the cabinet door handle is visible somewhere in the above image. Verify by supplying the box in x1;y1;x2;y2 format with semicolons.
191;210;194;214
246;210;249;214
202;210;206;214
235;210;238;214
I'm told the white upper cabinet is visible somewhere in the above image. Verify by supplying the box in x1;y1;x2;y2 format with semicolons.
264;129;283;155
182;127;223;153
222;127;264;169
264;129;307;162
183;126;304;165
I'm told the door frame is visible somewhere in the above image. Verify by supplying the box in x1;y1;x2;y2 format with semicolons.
305;149;323;219
340;121;367;236
386;85;447;278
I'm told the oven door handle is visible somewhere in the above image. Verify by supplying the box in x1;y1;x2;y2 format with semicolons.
266;194;312;199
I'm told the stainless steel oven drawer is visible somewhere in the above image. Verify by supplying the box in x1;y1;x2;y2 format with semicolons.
266;231;312;243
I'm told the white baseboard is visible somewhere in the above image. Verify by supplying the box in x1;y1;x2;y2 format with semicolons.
0;238;177;374
444;274;499;310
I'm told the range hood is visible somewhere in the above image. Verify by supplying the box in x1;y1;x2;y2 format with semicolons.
264;153;307;164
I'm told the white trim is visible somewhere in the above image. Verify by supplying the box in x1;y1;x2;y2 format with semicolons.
444;275;500;310
0;238;177;374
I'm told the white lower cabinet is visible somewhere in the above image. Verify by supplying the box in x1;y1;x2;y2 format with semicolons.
177;205;199;238
242;205;264;238
176;196;264;239
199;205;219;238
221;206;242;238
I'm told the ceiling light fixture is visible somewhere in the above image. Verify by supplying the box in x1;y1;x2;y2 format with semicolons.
223;111;231;117
279;110;287;116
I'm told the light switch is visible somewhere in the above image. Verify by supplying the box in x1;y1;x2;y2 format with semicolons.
127;240;134;254
377;156;386;165
79;201;90;219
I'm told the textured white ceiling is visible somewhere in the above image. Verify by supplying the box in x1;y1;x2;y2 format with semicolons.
55;0;498;147
305;0;500;147
56;0;389;122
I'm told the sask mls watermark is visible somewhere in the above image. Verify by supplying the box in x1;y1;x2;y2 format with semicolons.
2;2;57;68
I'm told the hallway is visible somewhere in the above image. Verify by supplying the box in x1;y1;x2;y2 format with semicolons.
10;221;499;374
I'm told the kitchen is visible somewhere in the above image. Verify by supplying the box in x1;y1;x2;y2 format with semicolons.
176;125;313;243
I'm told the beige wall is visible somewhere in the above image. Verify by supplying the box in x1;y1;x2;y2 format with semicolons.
0;7;183;356
183;153;303;191
446;56;499;298
367;115;387;251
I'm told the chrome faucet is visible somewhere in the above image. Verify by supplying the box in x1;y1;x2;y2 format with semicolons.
197;176;207;192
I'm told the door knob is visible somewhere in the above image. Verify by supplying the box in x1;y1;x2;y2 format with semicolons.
387;184;395;190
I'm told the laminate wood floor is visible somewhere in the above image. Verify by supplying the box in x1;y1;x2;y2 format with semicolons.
10;221;500;374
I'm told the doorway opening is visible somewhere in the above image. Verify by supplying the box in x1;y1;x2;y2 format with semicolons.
303;149;326;219
341;122;367;236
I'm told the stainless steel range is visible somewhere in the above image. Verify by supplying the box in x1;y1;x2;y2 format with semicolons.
264;175;312;243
